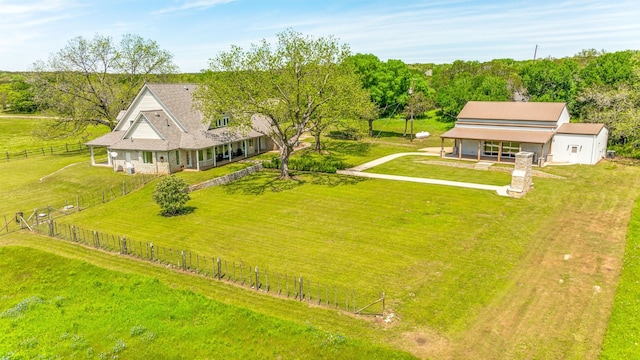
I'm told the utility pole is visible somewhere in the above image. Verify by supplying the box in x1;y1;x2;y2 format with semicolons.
533;44;539;61
409;78;415;142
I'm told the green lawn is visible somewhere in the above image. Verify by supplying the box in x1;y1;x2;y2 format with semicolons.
0;116;109;151
368;111;454;148
363;155;513;185
600;196;640;359
0;244;411;359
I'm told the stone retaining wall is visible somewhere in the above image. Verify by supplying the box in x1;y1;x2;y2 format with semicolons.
188;163;263;192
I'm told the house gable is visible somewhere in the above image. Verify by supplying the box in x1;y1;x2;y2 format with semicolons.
114;85;188;133
123;113;164;140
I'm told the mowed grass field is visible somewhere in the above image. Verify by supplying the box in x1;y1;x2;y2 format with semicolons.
2;115;640;358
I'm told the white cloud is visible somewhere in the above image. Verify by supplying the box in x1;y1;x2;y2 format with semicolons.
0;0;79;15
153;0;237;15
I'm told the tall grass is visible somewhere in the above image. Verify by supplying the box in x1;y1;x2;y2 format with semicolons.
0;246;411;359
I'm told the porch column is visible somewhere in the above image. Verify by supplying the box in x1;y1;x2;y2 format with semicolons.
498;141;503;162
107;148;112;166
196;150;200;170
244;140;248;158
440;138;445;158
228;143;232;160
154;151;159;175
213;146;217;167
477;141;481;161
457;140;462;160
90;147;95;166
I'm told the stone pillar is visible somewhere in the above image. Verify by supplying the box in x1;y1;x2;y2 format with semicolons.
508;152;534;198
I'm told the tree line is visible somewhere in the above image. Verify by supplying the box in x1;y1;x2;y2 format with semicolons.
0;32;638;174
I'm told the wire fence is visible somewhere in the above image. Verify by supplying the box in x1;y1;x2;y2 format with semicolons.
3;142;90;162
0;174;160;236
27;219;386;316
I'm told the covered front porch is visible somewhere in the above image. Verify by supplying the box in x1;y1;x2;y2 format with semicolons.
439;127;554;166
184;136;271;171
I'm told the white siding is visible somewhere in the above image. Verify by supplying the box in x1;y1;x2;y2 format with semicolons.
556;107;571;127
128;118;162;139
115;90;163;131
552;134;603;165
456;124;554;132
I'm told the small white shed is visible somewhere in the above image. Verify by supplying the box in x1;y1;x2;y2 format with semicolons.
551;123;608;165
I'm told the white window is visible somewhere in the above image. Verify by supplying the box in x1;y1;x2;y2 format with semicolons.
142;151;153;164
216;116;230;128
175;150;181;165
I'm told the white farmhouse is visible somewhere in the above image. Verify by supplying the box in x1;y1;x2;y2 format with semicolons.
86;83;275;174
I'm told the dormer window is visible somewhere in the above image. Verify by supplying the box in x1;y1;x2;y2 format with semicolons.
216;116;230;128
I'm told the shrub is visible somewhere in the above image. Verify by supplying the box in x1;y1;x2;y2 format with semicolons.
152;176;191;216
262;154;345;173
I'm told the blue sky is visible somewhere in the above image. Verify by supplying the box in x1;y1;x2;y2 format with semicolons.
1;0;639;72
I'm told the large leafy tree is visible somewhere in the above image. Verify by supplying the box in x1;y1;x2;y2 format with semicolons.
346;54;430;135
579;50;638;87
306;75;375;152
521;58;579;110
436;73;511;120
31;34;177;137
195;29;369;179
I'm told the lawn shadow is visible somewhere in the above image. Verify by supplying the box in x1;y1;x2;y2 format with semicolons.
308;172;369;187
371;130;405;139
223;171;304;195
159;206;197;217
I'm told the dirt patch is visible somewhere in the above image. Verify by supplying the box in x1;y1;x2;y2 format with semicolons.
401;329;452;360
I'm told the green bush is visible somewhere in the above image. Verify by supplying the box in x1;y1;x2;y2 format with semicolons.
152;176;191;216
262;154;345;173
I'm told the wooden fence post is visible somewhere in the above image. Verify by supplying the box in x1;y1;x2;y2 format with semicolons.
299;276;303;301
181;251;186;270
217;258;221;280
150;243;154;261
255;266;259;290
5;150;9;162
71;225;76;242
24;149;27;159
122;236;127;254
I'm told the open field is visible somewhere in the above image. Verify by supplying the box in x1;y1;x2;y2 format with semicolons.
0;116;109;150
52;155;640;358
2;116;640;358
0;238;412;359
